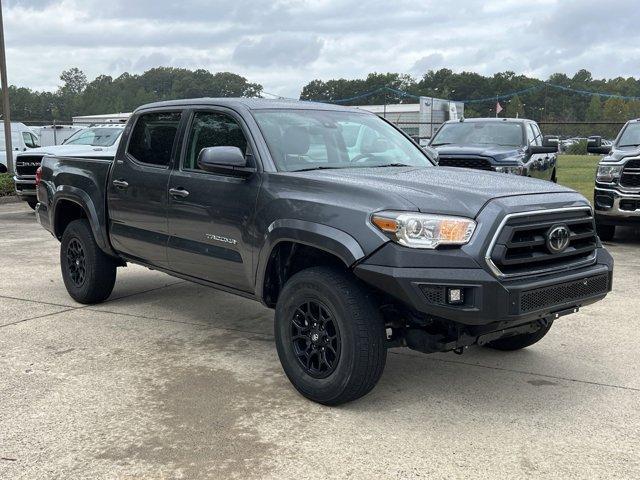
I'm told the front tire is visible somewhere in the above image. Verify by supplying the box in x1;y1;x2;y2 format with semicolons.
26;198;38;210
274;267;387;405
484;321;553;351
596;222;615;242
60;219;117;304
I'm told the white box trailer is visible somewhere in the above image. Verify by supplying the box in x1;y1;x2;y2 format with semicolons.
72;112;131;126
34;124;83;147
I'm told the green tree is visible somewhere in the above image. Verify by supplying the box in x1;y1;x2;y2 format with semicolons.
505;94;525;118
585;95;602;121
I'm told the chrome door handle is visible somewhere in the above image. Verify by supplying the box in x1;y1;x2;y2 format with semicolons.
112;179;129;189
169;187;189;198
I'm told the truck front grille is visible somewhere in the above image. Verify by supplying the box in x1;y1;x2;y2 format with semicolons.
15;155;43;177
488;207;598;277
620;159;640;189
438;156;495;171
518;273;609;313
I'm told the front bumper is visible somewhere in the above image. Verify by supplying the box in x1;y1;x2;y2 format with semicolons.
594;187;640;225
354;247;613;327
13;176;37;200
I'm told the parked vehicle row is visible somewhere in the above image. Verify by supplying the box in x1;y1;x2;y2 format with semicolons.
13;124;126;209
428;118;559;181
35;98;613;405
588;119;640;240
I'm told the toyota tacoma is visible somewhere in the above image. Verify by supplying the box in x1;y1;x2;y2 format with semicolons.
35;98;613;405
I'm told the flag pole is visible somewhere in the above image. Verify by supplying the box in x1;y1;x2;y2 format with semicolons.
495;94;498;118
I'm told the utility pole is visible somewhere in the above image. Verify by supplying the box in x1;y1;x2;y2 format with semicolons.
0;0;13;175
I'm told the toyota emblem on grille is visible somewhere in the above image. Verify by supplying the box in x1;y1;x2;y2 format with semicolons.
546;224;571;254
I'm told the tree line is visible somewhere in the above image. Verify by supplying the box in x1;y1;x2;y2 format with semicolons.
6;66;640;137
7;67;262;123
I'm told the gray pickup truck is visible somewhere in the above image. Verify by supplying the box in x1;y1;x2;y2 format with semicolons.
35;98;613;405
588;120;640;240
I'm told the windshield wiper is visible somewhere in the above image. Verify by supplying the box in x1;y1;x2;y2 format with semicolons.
619;144;640;147
431;142;452;146
292;165;346;172
370;163;414;167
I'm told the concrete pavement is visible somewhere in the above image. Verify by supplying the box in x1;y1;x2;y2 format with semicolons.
1;201;639;479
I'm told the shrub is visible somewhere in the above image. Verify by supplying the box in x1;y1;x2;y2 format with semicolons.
566;139;588;155
0;173;15;197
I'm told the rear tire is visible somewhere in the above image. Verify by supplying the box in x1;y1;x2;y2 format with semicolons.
484;321;553;351
60;219;117;304
596;222;615;242
274;266;387;405
27;198;38;210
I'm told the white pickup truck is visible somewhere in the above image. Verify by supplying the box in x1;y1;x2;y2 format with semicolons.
14;124;125;209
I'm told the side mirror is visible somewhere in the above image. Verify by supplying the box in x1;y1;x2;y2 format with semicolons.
587;136;611;155
197;146;254;177
542;135;559;148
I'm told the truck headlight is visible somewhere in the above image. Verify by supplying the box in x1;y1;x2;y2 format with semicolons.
371;212;476;249
596;165;622;183
495;165;524;175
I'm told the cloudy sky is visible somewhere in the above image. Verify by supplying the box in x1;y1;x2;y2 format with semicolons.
4;0;639;97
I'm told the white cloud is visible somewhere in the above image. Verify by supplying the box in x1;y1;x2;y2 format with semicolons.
4;0;640;98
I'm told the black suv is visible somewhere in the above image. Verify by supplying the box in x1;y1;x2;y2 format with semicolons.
36;98;612;405
588;120;640;240
429;118;558;181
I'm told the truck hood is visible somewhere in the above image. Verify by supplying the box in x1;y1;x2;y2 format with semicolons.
602;145;640;162
432;144;524;162
290;166;576;218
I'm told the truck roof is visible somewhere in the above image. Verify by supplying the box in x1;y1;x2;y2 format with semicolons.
136;97;361;113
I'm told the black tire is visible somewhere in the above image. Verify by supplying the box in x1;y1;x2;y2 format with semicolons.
596;222;615;242
60;219;117;304
26;198;38;210
484;321;553;351
274;266;387;405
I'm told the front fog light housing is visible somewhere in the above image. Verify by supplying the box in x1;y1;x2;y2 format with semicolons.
495;165;524;175
596;164;622;183
447;287;465;305
371;212;476;249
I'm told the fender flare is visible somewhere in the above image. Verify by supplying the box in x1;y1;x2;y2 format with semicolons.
52;186;116;257
254;219;366;301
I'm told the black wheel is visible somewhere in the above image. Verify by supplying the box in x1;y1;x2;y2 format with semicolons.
26;198;38;210
596;222;615;241
484;321;553;351
60;219;117;304
274;267;387;405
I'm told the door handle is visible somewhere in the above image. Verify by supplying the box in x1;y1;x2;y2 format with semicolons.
112;179;129;189
169;187;189;198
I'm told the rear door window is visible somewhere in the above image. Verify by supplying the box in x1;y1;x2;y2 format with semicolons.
127;112;182;167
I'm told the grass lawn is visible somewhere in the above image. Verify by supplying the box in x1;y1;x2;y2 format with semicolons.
556;154;599;201
0;173;15;197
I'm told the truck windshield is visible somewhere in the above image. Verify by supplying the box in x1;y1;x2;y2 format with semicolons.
64;127;122;147
252;109;433;172
617;123;640;147
431;122;524;147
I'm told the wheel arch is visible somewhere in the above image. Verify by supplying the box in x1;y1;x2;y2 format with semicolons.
52;187;116;257
256;219;366;307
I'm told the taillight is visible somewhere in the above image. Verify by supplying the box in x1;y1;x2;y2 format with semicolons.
35;166;43;187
